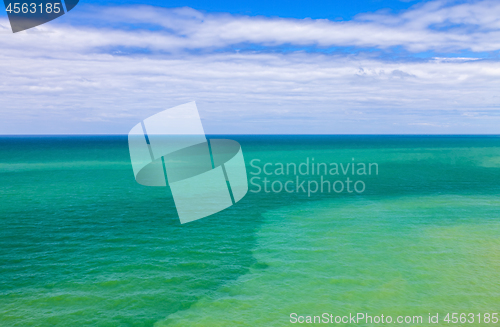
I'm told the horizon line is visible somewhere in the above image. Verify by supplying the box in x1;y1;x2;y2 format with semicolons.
1;134;499;136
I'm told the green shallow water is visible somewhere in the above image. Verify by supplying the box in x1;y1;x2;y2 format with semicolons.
1;136;500;326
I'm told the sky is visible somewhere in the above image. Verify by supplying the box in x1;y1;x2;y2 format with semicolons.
1;0;500;134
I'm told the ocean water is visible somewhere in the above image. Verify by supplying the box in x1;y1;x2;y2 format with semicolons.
1;135;500;326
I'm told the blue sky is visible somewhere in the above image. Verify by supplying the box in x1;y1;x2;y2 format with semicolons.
1;0;431;20
78;0;426;20
0;0;499;134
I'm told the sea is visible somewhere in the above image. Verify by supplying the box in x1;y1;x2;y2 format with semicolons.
1;135;499;326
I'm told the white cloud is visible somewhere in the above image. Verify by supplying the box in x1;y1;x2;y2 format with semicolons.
2;0;500;54
0;1;500;134
0;51;499;134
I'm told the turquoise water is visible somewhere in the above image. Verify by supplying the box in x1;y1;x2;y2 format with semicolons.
1;136;500;326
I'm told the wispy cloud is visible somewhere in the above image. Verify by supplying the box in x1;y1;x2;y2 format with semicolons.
2;0;500;54
0;0;499;134
1;51;499;134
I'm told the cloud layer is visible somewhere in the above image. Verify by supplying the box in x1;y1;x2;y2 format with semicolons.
2;0;500;54
0;0;499;134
